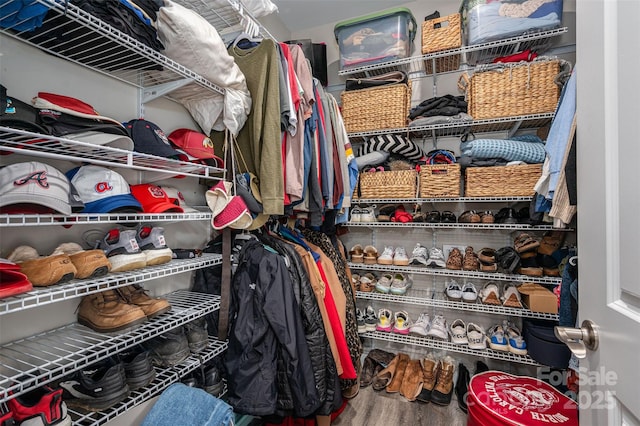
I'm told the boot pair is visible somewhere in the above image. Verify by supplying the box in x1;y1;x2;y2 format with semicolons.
416;354;456;406
360;349;396;388
371;353;424;401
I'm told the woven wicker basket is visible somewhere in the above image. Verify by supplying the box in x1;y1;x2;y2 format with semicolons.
359;170;417;199
341;82;411;133
422;13;461;54
459;59;561;119
465;164;542;197
419;164;461;198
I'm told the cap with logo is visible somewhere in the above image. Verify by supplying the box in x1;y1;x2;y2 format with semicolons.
0;161;72;215
32;92;123;126
161;186;198;213
168;128;223;168
0;85;49;135
125;119;181;158
130;184;184;213
67;165;142;213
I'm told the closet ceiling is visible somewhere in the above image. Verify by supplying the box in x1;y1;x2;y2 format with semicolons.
272;0;409;31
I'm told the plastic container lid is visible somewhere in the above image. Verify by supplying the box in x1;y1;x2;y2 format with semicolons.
334;7;416;42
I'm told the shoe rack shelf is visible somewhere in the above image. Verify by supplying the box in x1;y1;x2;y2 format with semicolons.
338;27;568;78
68;337;228;426
0;289;220;404
356;291;558;321
0;254;221;317
347;221;572;231
349;262;560;286
361;330;541;366
0;211;213;227
0;127;224;180
351;196;534;204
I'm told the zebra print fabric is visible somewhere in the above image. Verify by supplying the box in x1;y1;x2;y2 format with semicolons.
357;134;425;161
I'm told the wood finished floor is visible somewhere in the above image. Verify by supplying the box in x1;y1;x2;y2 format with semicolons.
333;385;468;426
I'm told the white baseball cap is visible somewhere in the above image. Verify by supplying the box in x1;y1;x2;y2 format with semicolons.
67;165;142;213
162;186;199;213
64;131;134;151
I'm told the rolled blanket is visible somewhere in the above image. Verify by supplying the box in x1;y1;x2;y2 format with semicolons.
460;135;545;163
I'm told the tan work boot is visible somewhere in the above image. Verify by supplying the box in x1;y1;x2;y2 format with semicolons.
52;243;111;279
386;353;410;393
77;289;147;332
8;245;76;286
119;285;171;318
416;353;439;403
400;359;424;401
431;356;456;406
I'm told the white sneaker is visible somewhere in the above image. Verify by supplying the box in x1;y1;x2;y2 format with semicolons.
350;206;362;223
377;246;394;265
360;205;377;222
409;243;429;266
409;313;431;337
364;306;377;332
393;246;409;266
375;274;393;293
426;247;446;268
389;273;409;295
356;308;366;334
467;322;487;350
462;283;478;303
426;314;448;340
376;308;393;332
445;280;462;301
450;319;468;345
392;311;411;335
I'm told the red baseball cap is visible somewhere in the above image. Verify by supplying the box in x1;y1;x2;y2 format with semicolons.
168;128;223;167
130;184;184;213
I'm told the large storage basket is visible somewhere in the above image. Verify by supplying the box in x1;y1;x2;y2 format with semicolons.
459;59;561;119
422;13;462;74
465;164;542;197
419;164;461;198
358;170;417;199
341;82;411;133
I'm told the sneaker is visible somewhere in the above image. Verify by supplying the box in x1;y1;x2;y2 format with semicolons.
377;246;394;265
98;229;147;272
360;205;377;222
77;289;148;333
143;327;190;367
7;245;77;287
449;319;468;345
60;357;130;412
375;274;393;293
356;308;367;334
7;385;72;426
119;345;155;390
364;306;377;332
487;324;508;351
359;273;377;292
375;308;393;332
119;284;171;319
426;247;446;268
184;317;209;353
391;311;411;335
467;323;487;350
51;242;111;280
505;323;527;355
409;243;429;266
409;313;431;337
461;283;478;303
136;226;173;266
426;314;448;340
350;206;363;223
445;280;462;301
389;273;409;295
392;247;409;266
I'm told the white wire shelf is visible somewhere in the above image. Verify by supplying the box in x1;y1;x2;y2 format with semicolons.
0;290;220;403
349;262;560;286
0;127;224;179
0;254;221;317
346;221;572;231
361;330;541;366
0;211;212;227
351;196;533;204
338;27;569;78
356;291;558;321
69;338;228;426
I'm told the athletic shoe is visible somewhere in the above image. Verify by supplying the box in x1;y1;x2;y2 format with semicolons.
118;284;171;319
409;313;431;337
449;319;468;345
487;324;508;351
391;311;411;335
136;226;173;266
350;206;362;223
409;243;429;266
505;323;527;355
77;289;147;333
377;246;394;265
7;385;72;426
143;327;190;367
461;283;478;303
184;317;209;353
375;308;393;332
445;280;462;301
467;323;488;350
359;205;377;222
98;229;147;272
375;274;393;294
59;357;130;412
389;273;409;295
356;309;367;334
425;247;446;268
426;314;448;340
51;242;110;280
392;247;409;266
119;345;156;391
364;306;377;332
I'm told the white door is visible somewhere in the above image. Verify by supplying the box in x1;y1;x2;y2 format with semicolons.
577;0;640;424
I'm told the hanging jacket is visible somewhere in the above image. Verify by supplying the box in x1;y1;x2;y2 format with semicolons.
225;240;320;417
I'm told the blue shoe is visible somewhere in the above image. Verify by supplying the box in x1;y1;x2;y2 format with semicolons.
487;324;508;351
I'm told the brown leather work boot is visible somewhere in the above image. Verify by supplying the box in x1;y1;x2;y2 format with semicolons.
386;353;410;393
53;243;111;279
77;289;147;332
400;359;424;401
8;246;77;286
119;285;171;318
416;353;439;403
431;356;456;406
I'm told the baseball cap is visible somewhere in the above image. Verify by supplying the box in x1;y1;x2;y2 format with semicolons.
0;161;72;215
0;85;49;134
125;119;182;158
130;184;184;213
64;131;134;151
67;165;143;213
168;128;224;167
162;186;198;213
32;93;122;126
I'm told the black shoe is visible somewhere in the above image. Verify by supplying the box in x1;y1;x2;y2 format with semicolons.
143;327;190;367
475;361;489;375
495;207;518;224
455;363;470;413
181;372;202;388
119;345;155;390
203;365;223;397
59;357;130;412
184;317;209;354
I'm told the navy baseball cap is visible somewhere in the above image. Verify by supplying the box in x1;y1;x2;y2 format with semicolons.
124;119;181;158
